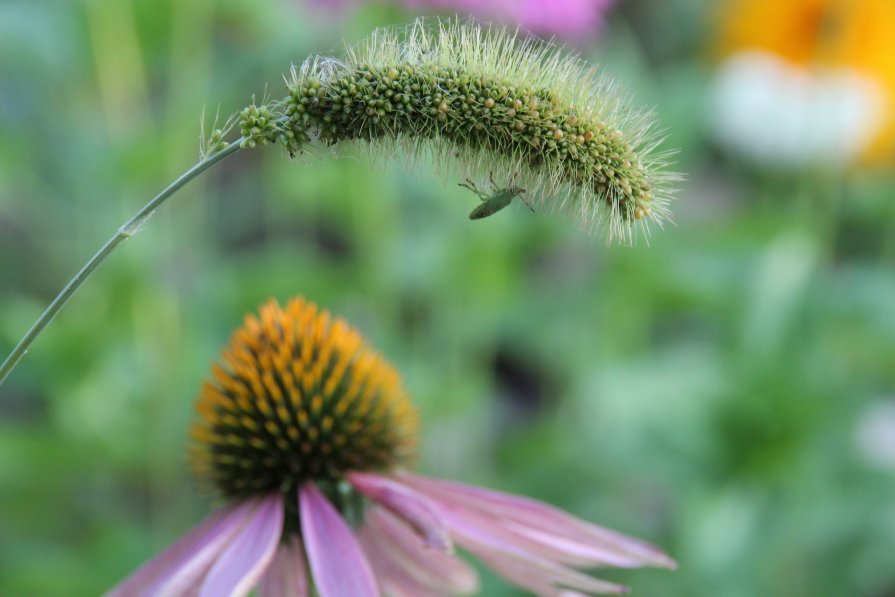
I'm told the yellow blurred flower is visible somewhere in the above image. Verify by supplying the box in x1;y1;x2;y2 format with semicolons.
712;0;895;166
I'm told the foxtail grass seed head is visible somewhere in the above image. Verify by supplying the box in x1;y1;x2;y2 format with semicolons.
190;297;418;500
224;18;678;242
269;18;677;243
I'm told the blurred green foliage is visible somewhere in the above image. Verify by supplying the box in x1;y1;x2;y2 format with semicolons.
1;1;894;596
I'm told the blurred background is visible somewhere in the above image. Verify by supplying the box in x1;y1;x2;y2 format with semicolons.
1;0;894;595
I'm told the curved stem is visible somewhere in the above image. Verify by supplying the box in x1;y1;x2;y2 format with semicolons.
0;140;242;387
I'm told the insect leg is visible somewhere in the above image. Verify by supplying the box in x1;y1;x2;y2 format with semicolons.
458;178;486;200
518;191;535;213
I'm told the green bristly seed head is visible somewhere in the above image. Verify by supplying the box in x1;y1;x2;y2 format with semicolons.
235;18;677;244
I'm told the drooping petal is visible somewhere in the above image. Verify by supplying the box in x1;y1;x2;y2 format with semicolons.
347;471;452;552
359;531;441;597
104;499;261;597
443;507;629;596
199;493;284;597
434;497;633;571
257;538;309;597
399;473;675;569
475;548;629;596
299;482;379;597
359;506;478;595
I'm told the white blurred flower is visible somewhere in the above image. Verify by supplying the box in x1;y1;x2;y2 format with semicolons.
710;51;886;168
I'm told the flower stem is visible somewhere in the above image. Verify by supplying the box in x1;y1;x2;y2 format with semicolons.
0;140;242;387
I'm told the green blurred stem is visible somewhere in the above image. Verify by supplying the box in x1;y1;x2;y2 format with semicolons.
0;140;242;387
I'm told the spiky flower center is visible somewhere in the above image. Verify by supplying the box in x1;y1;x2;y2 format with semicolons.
190;298;418;499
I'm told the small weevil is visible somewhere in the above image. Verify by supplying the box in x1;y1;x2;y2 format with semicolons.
459;174;533;220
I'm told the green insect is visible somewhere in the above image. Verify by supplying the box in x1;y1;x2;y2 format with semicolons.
459;174;533;220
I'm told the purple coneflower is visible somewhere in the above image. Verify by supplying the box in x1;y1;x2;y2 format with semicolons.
307;0;614;41
401;0;615;40
107;297;674;596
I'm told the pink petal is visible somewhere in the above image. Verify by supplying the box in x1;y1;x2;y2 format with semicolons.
359;506;478;595
444;508;629;595
105;499;260;597
400;473;675;569
257;538;309;597
437;499;633;571
199;494;284;597
347;472;452;552
299;482;379;597
477;550;629;596
359;535;440;597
